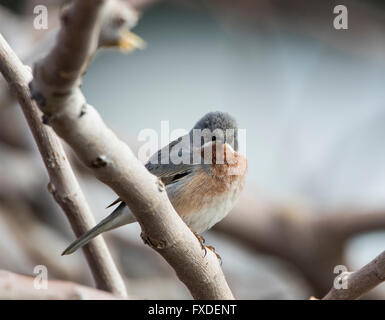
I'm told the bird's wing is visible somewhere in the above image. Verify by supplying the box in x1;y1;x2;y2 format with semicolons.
145;133;196;184
106;135;197;208
106;165;195;208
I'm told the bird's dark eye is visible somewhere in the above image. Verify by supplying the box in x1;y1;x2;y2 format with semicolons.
212;136;216;141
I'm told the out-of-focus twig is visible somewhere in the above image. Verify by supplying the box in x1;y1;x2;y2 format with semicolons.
0;202;89;283
0;270;122;300
315;208;385;242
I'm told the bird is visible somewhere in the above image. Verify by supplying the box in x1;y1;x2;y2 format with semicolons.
62;111;247;257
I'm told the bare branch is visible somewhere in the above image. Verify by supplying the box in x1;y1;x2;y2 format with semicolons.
323;251;385;300
0;270;122;300
0;35;127;297
27;0;233;299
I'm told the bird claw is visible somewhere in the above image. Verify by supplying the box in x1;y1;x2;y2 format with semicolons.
191;230;222;264
193;232;206;247
192;231;207;254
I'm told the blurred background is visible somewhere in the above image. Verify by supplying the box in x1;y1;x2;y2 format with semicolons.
1;0;385;299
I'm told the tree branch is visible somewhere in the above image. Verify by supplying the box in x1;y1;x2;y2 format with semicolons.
27;0;233;299
323;251;385;300
0;35;127;297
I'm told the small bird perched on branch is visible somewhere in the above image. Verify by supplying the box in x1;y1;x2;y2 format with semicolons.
62;111;247;257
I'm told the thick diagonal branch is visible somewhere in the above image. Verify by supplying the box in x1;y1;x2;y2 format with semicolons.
27;0;233;299
0;33;127;297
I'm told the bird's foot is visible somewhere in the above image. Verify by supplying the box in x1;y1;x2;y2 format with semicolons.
205;245;222;265
190;230;222;264
192;231;206;250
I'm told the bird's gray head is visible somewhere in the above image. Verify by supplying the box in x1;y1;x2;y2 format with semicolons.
190;111;238;151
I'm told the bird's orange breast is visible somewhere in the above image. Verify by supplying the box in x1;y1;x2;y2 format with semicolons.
170;145;247;219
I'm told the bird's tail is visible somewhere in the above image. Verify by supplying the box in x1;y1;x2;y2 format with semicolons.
62;202;135;255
